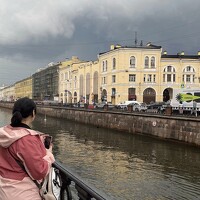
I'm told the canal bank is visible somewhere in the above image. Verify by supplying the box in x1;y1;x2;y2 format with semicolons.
1;102;200;147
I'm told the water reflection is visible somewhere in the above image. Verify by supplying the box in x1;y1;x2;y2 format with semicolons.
1;108;200;199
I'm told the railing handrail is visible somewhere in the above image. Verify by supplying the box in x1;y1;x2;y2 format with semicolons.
53;161;111;200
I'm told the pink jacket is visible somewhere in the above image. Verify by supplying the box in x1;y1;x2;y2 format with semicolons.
0;125;55;200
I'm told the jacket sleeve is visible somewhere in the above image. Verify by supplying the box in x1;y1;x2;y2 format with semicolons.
14;134;55;180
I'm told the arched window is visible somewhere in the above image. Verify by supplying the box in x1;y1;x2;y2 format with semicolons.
145;56;149;68
163;66;176;83
130;56;136;68
182;66;195;83
151;56;155;68
113;58;116;69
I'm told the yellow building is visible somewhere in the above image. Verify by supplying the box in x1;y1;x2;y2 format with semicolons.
98;43;162;104
96;44;200;104
15;76;32;99
160;51;200;101
58;43;200;105
58;56;83;104
74;60;99;104
1;84;15;101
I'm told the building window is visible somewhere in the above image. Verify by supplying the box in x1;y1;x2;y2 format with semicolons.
102;77;107;84
173;74;176;82
185;66;195;72
112;75;116;83
113;58;116;69
163;66;176;83
130;56;136;68
105;60;108;71
102;61;105;72
153;74;156;82
144;74;146;82
182;66;195;83
167;74;171;82
147;74;152;82
151;56;155;68
129;74;136;82
112;88;116;96
145;56;149;68
144;74;155;83
186;75;191;82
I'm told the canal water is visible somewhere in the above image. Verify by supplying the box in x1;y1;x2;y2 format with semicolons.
1;107;200;200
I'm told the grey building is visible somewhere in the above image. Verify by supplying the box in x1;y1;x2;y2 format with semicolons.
32;63;59;101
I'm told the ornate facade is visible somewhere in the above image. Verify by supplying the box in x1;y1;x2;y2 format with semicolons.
1;43;200;105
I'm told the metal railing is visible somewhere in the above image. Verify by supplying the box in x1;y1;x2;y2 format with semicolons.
53;161;109;200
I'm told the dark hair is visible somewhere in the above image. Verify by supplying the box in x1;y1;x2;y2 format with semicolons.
11;97;37;126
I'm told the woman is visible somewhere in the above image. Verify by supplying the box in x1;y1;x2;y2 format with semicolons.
0;97;55;200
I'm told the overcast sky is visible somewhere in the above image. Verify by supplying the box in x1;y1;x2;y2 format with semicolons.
0;0;200;86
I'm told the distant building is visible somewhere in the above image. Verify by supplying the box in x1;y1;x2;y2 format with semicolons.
15;76;32;99
95;44;200;104
58;56;84;104
1;43;200;105
32;63;59;101
1;84;15;101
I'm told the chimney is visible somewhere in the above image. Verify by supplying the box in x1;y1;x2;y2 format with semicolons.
163;51;167;55
146;42;151;46
110;44;115;50
116;44;121;48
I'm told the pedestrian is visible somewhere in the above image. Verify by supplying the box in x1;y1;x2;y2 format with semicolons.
0;97;55;200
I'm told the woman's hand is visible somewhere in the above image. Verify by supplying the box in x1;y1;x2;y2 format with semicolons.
40;134;49;143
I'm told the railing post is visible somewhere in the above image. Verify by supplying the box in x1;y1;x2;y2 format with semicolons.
75;184;92;200
60;173;72;200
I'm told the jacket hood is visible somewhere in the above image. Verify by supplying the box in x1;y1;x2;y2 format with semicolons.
0;125;40;148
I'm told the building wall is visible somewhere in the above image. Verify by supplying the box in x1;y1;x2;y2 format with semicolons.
1;44;200;105
58;56;82;104
15;77;32;99
1;84;15;101
160;56;200;101
98;45;162;104
33;64;59;101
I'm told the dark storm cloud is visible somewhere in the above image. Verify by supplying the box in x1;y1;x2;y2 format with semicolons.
0;0;200;85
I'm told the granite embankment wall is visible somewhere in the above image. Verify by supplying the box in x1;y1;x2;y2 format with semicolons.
1;102;200;147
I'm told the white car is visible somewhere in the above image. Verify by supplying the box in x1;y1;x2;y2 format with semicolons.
95;102;115;109
117;100;140;110
132;103;147;112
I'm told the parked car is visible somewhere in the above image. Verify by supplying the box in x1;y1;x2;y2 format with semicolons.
73;102;85;108
147;102;166;108
132;103;147;112
146;102;166;112
95;102;115;109
117;100;140;110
